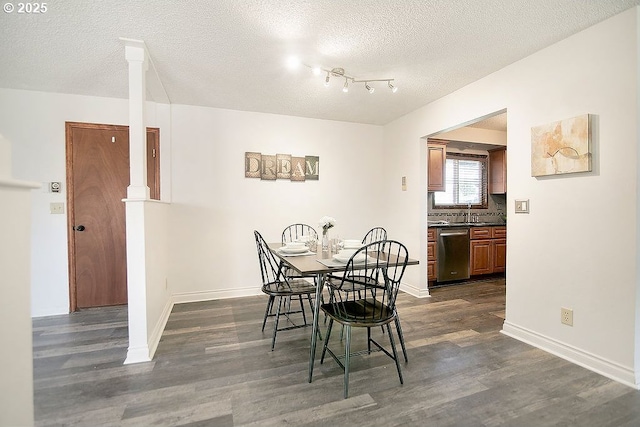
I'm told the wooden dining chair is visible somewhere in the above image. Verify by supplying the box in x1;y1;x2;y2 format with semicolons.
320;239;409;398
254;230;317;350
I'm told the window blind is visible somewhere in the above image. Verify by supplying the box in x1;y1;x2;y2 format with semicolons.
434;153;487;208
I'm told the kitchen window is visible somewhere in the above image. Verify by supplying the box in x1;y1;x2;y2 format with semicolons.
433;153;488;208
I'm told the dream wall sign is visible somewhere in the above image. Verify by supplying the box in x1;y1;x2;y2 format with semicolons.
245;152;319;181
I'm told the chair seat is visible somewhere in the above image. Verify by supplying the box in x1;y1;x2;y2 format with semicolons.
321;298;395;327
262;278;316;297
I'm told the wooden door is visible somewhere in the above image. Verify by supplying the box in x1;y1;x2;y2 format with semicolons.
66;123;160;310
146;128;160;200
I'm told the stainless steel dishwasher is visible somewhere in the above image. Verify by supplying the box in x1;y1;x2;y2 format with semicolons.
436;227;470;282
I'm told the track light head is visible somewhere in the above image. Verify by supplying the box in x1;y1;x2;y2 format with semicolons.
343;78;349;93
388;81;398;93
365;82;375;94
324;72;330;87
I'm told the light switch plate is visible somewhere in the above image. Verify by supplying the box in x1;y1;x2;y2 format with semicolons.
50;202;64;214
515;199;529;213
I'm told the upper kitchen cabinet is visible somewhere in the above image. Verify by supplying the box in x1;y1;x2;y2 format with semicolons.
489;147;507;194
427;140;447;192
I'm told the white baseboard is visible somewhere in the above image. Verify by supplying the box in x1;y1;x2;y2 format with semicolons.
124;345;152;365
502;320;638;389
147;298;175;360
31;306;70;317
171;287;262;304
400;282;431;298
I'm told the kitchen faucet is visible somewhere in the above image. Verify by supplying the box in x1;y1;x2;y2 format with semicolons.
466;203;471;223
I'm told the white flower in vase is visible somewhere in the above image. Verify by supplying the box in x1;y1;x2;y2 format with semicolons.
319;216;336;236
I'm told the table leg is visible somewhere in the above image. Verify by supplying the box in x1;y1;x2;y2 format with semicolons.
308;272;324;383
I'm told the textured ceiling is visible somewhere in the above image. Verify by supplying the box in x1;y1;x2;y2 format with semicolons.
1;0;638;125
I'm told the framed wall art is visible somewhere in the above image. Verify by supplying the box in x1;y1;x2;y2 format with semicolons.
531;114;592;177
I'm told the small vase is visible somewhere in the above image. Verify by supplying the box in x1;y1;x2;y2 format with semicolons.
322;230;329;251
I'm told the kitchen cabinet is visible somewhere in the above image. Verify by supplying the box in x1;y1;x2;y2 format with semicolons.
489;147;507;194
470;226;506;276
427;228;437;281
427;141;447;192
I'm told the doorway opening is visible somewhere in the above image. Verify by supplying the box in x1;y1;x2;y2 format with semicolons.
426;111;507;288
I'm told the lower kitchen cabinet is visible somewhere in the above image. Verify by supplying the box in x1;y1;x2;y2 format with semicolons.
493;238;506;272
429;225;505;282
470;239;493;275
427;228;437;281
470;226;506;276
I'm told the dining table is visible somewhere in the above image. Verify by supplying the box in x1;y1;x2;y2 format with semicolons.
268;242;419;383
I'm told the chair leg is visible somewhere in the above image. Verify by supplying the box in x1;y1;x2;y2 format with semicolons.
321;318;334;364
344;325;351;399
395;315;408;363
386;323;403;385
298;295;307;325
307;295;322;340
367;327;372;354
262;296;274;332
271;296;283;351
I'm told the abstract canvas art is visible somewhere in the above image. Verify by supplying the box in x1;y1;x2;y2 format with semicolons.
531;114;592;177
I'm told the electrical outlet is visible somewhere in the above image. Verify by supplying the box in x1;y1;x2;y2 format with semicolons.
561;307;573;326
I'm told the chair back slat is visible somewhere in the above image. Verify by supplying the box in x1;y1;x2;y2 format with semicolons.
362;227;387;245
282;223;318;243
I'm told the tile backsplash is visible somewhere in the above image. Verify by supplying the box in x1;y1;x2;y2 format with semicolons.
427;193;507;223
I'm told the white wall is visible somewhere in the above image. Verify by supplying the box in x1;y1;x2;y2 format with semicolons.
384;7;639;386
168;105;388;301
1;88;388;314
0;89;169;316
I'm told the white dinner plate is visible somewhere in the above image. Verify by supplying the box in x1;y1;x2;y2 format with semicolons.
280;246;308;254
332;253;368;263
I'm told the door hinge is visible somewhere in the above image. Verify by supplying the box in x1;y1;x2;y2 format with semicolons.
152;148;156;158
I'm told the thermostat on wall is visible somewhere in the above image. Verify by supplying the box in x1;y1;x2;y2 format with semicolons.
50;182;61;193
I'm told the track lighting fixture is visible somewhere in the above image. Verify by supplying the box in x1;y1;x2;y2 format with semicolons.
365;82;375;94
294;61;397;94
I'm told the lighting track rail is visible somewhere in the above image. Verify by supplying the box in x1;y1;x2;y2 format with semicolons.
307;65;397;94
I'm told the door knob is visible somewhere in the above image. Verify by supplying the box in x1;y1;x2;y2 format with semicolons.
75;225;85;231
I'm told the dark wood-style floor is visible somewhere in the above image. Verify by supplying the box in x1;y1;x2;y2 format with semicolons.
33;278;640;426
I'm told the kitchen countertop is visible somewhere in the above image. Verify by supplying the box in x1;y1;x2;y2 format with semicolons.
427;221;506;228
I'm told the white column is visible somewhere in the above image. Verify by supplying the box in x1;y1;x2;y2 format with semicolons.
125;43;150;200
123;41;151;364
